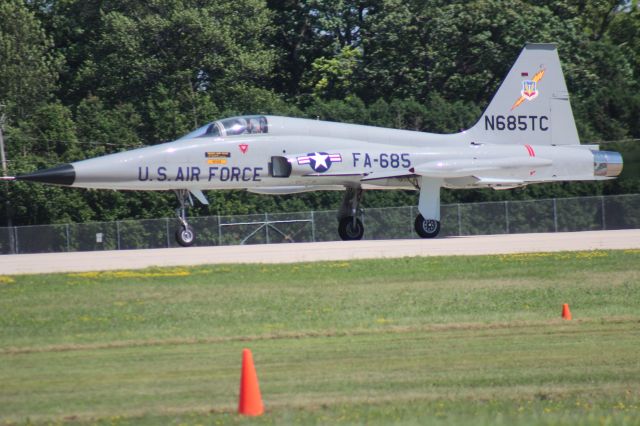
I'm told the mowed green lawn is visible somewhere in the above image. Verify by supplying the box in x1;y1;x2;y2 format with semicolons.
1;250;639;425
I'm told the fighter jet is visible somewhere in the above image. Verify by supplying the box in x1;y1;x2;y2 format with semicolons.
8;44;623;246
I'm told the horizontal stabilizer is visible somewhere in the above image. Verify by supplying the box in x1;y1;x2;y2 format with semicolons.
360;170;416;181
474;177;526;185
411;157;552;178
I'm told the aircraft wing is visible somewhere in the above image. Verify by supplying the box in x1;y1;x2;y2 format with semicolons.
354;157;551;183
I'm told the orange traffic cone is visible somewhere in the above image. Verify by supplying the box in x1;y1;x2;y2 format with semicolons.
561;303;572;320
238;348;264;416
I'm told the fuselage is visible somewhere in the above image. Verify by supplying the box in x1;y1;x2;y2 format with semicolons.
65;115;617;192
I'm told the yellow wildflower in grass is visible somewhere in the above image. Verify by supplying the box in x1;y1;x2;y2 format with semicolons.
0;276;15;284
109;270;190;278
69;271;101;279
68;268;191;280
499;251;609;262
575;251;608;259
499;252;553;262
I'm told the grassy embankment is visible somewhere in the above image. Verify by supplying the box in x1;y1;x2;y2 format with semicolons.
1;250;639;425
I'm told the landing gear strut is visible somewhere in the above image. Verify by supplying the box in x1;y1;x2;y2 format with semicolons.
337;186;364;240
174;189;196;247
414;177;442;239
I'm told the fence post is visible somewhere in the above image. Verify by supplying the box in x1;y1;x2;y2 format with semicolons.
217;214;222;246
311;210;316;242
66;223;71;252
13;226;18;254
457;203;462;236
410;206;415;237
553;198;558;232
601;196;606;230
265;212;270;244
8;225;15;254
504;201;510;234
165;218;171;248
116;221;121;250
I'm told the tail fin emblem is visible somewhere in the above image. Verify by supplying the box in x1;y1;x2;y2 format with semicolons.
511;68;546;110
522;80;538;100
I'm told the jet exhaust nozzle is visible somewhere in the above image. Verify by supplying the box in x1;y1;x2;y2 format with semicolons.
592;151;623;178
15;163;76;186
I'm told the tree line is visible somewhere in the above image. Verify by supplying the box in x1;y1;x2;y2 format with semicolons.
1;0;639;226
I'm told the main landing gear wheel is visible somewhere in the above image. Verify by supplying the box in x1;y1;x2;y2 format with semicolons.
338;217;364;240
175;226;195;247
414;214;440;238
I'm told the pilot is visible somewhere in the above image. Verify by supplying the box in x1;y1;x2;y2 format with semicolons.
247;118;258;134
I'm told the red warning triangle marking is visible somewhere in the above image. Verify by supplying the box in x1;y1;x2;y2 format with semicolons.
239;144;248;154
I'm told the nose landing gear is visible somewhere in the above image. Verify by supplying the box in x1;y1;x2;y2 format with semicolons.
175;189;196;247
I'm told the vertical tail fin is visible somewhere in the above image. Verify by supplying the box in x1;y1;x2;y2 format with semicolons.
469;43;579;146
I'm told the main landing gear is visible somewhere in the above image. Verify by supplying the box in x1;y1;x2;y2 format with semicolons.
414;177;442;239
337;187;364;240
335;179;442;241
174;189;196;247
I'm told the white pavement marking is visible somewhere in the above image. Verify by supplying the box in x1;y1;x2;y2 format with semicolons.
1;230;639;275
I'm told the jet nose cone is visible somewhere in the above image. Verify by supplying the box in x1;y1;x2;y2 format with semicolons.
16;163;76;186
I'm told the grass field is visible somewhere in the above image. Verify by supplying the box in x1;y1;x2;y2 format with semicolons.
1;250;639;425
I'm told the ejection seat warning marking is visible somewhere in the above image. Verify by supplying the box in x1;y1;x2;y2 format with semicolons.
205;152;231;158
138;166;262;182
208;159;227;165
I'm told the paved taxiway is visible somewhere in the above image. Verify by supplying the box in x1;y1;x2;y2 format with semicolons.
1;229;639;275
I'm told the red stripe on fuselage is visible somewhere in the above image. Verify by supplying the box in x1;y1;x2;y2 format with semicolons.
524;144;535;157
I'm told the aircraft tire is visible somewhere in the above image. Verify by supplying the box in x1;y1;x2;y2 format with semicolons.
414;214;440;238
175;226;196;247
338;217;364;240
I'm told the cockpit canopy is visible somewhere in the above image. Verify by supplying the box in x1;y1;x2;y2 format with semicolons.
179;115;268;140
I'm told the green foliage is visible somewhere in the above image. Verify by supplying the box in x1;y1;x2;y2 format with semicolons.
305;45;362;99
0;0;61;120
1;0;639;226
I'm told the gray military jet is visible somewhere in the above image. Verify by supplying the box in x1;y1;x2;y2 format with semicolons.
9;44;623;246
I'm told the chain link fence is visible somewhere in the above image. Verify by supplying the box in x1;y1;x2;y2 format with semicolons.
0;194;638;255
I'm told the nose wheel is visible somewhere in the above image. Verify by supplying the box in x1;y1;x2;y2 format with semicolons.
174;189;196;247
175;225;195;247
